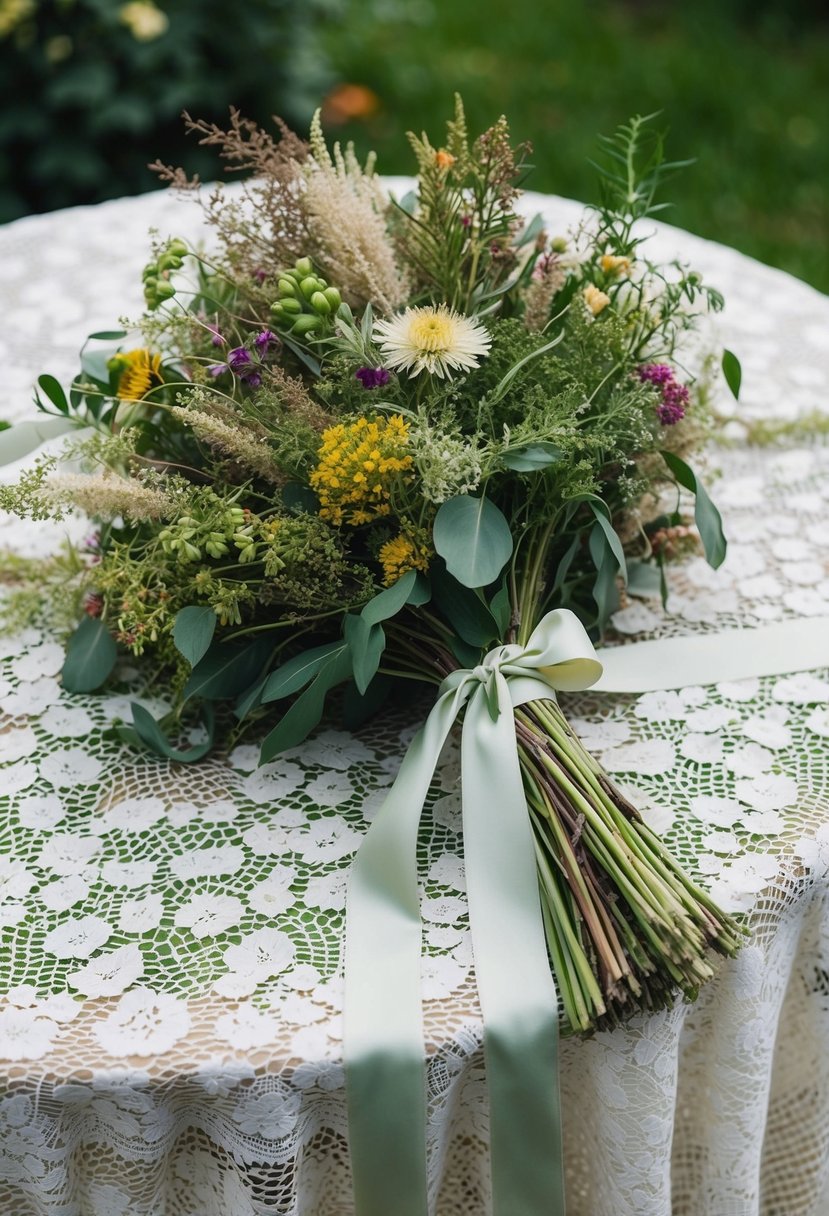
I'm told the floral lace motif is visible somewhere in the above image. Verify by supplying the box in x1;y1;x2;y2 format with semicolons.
1;187;828;1215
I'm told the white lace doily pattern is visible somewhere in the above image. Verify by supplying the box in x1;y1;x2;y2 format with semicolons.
1;188;828;1216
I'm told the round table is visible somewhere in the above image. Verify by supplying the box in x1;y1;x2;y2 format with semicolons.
1;186;828;1216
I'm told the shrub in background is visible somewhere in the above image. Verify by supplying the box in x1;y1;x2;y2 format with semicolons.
0;0;337;221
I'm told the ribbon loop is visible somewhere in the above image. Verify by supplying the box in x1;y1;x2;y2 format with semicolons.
345;608;601;1216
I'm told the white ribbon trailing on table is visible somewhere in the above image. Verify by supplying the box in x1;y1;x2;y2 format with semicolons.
344;610;829;1216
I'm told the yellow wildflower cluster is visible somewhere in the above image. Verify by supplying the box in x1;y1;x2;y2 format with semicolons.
111;349;163;402
310;414;413;526
379;531;431;586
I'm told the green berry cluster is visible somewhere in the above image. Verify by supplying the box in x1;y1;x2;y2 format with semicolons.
270;256;342;337
158;500;257;564
143;239;188;310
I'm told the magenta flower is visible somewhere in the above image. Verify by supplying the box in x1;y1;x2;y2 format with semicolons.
254;329;277;352
637;363;689;426
228;347;253;372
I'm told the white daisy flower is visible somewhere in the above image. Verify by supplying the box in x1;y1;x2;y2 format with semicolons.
373;305;491;378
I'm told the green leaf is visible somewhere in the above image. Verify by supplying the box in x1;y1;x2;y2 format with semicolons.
501;442;563;472
282;483;319;514
36;374;69;414
130;703;216;763
661;451;727;569
722;348;742;401
589;523;622;628
361;570;416;627
431;566;499;647
449;635;483;668
588;501;627;583
345;615;386;694
407;573;431;607
433;494;513;589
516;212;545;248
61;616;117;693
261;641;344;703
342;675;392;729
489;328;565;404
489;579;511;636
626;560;663;598
234;673;270;721
172;606;216;668
0;416;77;466
259;647;353;762
183;637;273;702
87;330;127;341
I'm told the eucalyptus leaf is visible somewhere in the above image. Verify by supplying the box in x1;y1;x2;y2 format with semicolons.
0;416;77;466
361;570;416;627
626;560;664;598
501;442;563;472
489;580;511;636
36;374;69;414
431;566;499;647
344;615;386;695
433;494;513;589
61;616;117;693
130;703;216;762
661;451;727;569
234;673;270;721
172;606;216;668
184;637;273;701
407;573;431;607
262;641;344;703
88;330;127;341
449;636;484;668
721;348;742;401
260;647;353;762
342;675;392;730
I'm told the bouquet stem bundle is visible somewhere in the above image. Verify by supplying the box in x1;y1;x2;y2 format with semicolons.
516;698;744;1031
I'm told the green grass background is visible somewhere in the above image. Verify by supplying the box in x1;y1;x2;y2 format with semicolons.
321;0;829;292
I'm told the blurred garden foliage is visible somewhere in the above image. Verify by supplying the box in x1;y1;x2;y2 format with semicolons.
0;0;336;220
321;0;829;293
1;0;827;292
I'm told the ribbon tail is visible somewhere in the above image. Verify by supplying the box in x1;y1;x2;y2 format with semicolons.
344;681;471;1216
462;675;565;1216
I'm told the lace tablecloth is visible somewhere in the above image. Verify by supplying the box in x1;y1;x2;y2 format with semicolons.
1;186;828;1216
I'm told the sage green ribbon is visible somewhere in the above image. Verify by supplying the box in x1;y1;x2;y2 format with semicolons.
344;608;601;1216
344;610;829;1216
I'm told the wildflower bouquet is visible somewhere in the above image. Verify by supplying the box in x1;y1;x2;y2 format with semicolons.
1;102;745;1034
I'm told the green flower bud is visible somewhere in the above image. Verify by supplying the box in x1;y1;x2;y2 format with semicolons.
157;253;182;271
299;276;321;300
323;287;342;310
310;291;331;316
205;538;229;559
294;256;313;276
278;277;298;298
154;280;176;300
142;265;159;281
182;542;202;562
290;314;322;336
279;297;303;316
167;239;188;257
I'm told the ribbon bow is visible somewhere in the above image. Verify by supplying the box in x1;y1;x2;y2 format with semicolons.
344;609;602;1216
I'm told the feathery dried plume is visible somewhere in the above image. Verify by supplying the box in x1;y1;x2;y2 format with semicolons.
523;253;568;333
304;111;408;315
265;364;332;431
45;473;175;521
171;407;285;483
151;109;311;276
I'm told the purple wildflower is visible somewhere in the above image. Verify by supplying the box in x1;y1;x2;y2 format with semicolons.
254;329;277;352
228;346;253;372
355;366;391;389
245;372;263;389
253;268;267;283
208;363;227;377
205;321;224;347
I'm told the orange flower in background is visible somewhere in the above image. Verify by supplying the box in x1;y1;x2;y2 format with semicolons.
321;84;381;126
435;149;456;169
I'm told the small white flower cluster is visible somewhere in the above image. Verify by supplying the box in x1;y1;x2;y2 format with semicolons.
410;425;483;504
